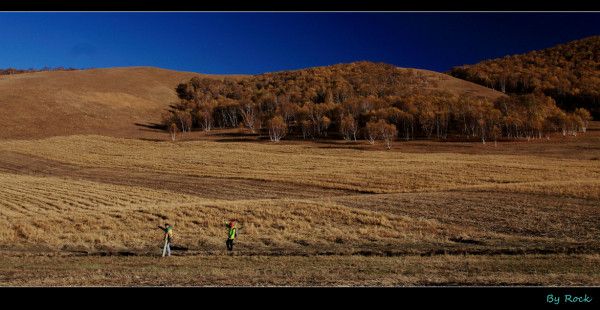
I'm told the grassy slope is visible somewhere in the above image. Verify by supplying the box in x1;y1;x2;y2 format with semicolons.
413;68;504;100
0;67;247;139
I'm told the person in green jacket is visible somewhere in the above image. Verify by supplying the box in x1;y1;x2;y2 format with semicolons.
224;219;238;251
158;223;174;256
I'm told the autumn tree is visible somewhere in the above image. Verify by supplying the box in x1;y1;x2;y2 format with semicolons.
490;125;502;147
268;115;287;142
482;104;502;144
365;119;396;149
365;120;379;144
239;100;259;133
418;101;436;138
340;115;358;141
397;111;414;140
169;123;179;141
278;100;298;128
567;114;579;136
300;120;313;139
574;108;592;132
195;107;214;131
174;110;192;133
437;98;452;139
306;102;332;137
221;99;240;128
161;111;176;129
320;116;331;137
379;121;397;150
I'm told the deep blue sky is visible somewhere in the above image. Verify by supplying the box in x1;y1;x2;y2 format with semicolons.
0;13;599;74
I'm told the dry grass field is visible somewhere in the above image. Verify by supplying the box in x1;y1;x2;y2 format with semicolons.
0;122;599;286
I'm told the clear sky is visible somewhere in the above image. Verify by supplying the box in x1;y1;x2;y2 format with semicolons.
0;12;599;74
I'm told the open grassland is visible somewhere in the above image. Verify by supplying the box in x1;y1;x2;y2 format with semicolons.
0;127;599;285
2;134;599;194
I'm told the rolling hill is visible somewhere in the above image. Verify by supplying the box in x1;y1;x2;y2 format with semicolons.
449;36;600;118
0;67;247;139
0;63;503;140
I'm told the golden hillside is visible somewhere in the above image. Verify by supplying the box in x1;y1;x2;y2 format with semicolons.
0;67;246;139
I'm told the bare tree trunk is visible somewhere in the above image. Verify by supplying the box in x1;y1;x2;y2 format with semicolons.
385;138;392;150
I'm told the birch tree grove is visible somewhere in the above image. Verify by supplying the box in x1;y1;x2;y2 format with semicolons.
449;36;600;121
161;61;593;144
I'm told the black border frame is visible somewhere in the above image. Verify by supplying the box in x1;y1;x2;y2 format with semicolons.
0;1;599;308
2;287;599;307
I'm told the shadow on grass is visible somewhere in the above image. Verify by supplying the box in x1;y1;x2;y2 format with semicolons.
134;122;165;132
